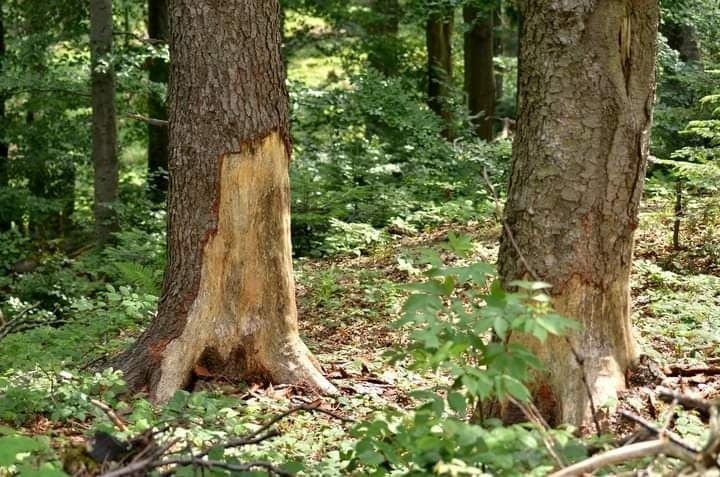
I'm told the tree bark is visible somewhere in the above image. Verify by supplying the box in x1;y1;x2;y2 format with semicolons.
498;0;659;427
114;0;336;403
90;0;119;244
147;0;169;203
493;7;504;103
0;4;8;231
427;8;454;139
366;0;401;76
463;4;495;140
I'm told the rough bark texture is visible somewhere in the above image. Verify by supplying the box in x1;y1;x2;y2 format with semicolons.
147;0;169;202
90;0;118;244
115;0;335;403
0;4;8;231
427;9;454;138
498;0;659;427
366;0;401;76
463;4;495;140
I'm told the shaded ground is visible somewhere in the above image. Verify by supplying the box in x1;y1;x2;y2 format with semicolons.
1;197;719;475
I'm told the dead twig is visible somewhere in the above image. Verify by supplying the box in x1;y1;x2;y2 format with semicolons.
657;388;711;417
481;165;602;437
0;302;42;340
508;396;567;469
566;340;602;438
90;399;128;432
126;113;168;127
100;403;352;477
619;410;699;454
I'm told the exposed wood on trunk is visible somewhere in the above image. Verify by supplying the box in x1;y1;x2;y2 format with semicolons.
147;0;169;202
498;0;659;427
426;8;454;139
463;4;495;140
114;0;335;402
90;0;119;244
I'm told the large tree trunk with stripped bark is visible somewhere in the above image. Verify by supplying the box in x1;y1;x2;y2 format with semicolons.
146;0;169;202
115;0;336;403
90;0;119;244
498;0;659;427
463;3;495;140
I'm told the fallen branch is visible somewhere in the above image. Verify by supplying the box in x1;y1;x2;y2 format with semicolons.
153;458;292;476
619;410;699;454
99;403;352;477
657;388;711;417
666;365;720;377
0;302;42;340
548;439;698;477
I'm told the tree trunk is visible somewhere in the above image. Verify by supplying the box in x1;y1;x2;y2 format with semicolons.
0;5;8;231
498;0;659;427
366;0;401;76
662;21;700;63
114;0;336;403
463;4;495;140
90;0;119;244
427;8;454;139
147;0;169;203
493;7;504;103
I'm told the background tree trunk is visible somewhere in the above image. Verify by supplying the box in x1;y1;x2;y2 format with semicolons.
366;0;401;76
498;0;659;427
115;0;336;403
426;8;454;139
463;4;495;140
90;0;118;244
493;7;504;103
147;0;169;202
0;4;8;231
663;21;700;63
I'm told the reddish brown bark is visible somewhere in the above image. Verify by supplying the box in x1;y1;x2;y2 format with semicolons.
115;0;334;402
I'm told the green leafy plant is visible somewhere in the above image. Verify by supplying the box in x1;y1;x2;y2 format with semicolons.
349;234;582;475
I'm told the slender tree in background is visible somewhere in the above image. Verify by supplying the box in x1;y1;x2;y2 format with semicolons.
147;0;169;202
498;0;659;426
116;0;336;403
663;20;700;63
90;0;118;243
365;0;401;76
426;6;454;138
0;2;8;231
463;2;495;140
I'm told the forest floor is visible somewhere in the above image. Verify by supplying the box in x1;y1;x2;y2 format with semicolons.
1;195;719;475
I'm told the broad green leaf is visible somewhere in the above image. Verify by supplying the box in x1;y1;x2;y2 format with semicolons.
447;392;467;415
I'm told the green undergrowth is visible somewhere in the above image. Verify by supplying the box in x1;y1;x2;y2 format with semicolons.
633;259;720;364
